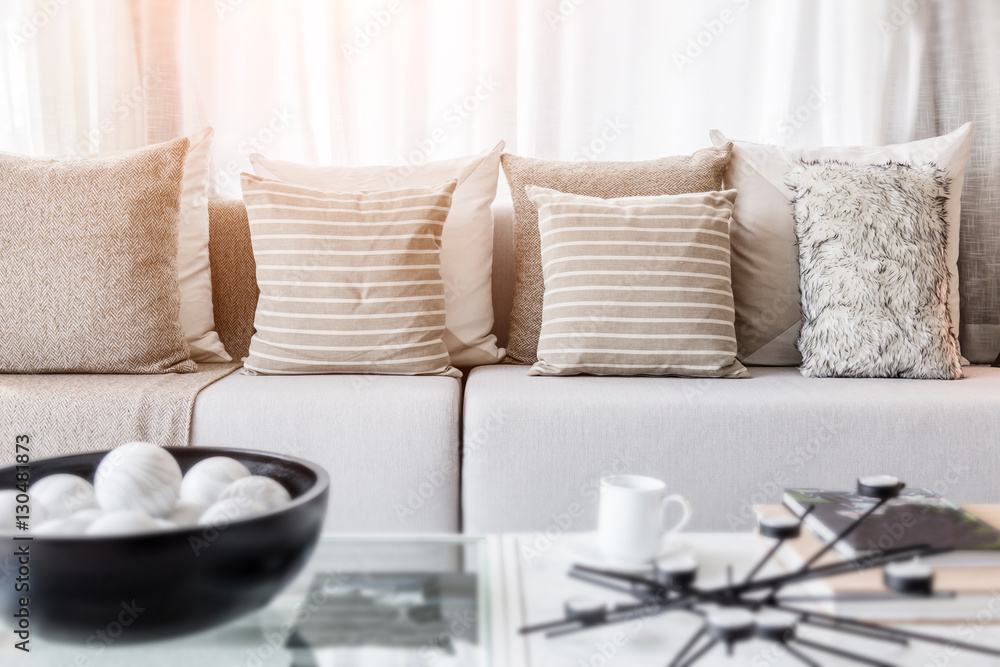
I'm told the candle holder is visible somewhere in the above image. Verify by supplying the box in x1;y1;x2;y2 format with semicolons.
883;560;934;596
563;596;607;626
520;476;1000;665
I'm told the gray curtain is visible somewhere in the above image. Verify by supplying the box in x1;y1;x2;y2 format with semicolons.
894;0;1000;363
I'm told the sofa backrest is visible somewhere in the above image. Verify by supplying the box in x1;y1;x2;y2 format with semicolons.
212;193;1000;364
207;200;258;360
490;202;515;349
207;199;518;360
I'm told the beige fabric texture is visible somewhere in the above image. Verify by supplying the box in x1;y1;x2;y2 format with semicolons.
241;175;461;377
250;143;505;367
61;129;229;362
0;137;196;374
0;363;240;465
501;145;732;364
208;199;259;361
527;187;747;378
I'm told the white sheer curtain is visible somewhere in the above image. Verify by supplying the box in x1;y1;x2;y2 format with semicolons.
1;0;927;197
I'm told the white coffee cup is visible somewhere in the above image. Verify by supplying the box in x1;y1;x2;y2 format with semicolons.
597;475;691;567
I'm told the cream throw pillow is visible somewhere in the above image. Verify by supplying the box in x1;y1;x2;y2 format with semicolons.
249;142;504;366
241;175;461;377
0;138;196;374
178;128;230;362
528;186;747;378
710;123;973;366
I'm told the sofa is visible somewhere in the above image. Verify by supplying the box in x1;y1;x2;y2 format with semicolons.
195;200;1000;534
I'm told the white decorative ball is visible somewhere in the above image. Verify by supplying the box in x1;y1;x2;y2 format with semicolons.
167;500;205;527
179;457;251;508
66;511;101;533
72;508;105;523
60;509;104;534
0;490;19;532
94;442;182;518
198;498;270;526
31;474;98;519
33;499;49;527
217;476;291;511
0;490;47;532
153;518;178;531
33;518;71;536
86;510;160;536
34;514;95;536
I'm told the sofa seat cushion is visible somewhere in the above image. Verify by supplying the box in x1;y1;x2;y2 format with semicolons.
462;365;1000;533
192;373;461;532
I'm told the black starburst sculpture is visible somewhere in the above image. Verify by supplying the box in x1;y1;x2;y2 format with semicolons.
520;476;1000;666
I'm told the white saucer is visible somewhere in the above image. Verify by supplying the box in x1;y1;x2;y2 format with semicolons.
562;531;692;574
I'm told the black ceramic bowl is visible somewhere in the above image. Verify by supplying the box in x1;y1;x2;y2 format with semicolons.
0;446;329;644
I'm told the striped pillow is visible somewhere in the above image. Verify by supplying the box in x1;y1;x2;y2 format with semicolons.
241;174;460;377
527;186;748;378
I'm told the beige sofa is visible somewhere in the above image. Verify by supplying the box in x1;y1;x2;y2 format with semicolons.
196;201;461;533
198;201;1000;535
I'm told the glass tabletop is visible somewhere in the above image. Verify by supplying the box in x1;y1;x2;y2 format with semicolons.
0;535;497;667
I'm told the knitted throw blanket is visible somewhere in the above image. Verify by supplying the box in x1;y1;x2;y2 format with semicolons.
0;362;240;465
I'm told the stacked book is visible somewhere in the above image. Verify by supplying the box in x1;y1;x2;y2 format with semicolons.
755;488;1000;622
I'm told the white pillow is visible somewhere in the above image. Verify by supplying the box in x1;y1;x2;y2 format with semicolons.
179;127;230;362
250;142;505;366
709;124;973;366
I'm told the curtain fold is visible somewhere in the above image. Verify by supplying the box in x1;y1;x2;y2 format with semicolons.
2;0;933;191
901;0;1000;361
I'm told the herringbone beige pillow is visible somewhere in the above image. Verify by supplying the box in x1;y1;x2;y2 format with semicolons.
0;138;196;374
528;187;747;378
501;145;732;364
241;175;460;377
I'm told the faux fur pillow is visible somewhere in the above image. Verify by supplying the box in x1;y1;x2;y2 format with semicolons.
789;161;963;380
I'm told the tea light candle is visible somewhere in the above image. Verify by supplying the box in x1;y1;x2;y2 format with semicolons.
884;559;933;595
654;555;698;588
858;475;902;499
564;596;607;625
758;514;801;540
755;610;797;643
706;608;756;643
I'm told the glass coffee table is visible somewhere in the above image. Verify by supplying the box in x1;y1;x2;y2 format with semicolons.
0;535;506;667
